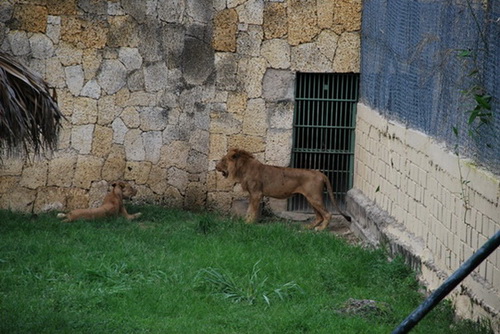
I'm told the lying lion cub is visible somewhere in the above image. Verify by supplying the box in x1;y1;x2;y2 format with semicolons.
57;181;141;222
216;148;351;231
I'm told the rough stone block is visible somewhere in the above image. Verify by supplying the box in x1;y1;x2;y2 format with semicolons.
291;43;331;72
333;31;360;73
261;38;290;69
61;16;107;49
263;2;287;39
124;129;145;161
48;154;77;187
243;98;267;136
97;59;127;95
125;161;152;185
47;0;77;15
228;134;265;153
34;186;66;213
13;4;47;33
159;140;190;169
287;0;320;45
209;133;228;162
1;187;36;212
167;167;189;195
92;125;113;158
20;160;48;190
262;69;294;102
148;165;169;195
72;156;103;189
237;24;263;57
102;145;126;181
332;0;362;34
143;131;163;164
213;9;238;52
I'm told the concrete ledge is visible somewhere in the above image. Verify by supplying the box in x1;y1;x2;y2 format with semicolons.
346;188;427;273
346;188;499;332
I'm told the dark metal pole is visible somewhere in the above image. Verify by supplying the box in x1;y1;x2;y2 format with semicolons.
392;230;500;334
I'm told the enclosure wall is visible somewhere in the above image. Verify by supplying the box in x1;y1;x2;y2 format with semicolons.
348;104;499;330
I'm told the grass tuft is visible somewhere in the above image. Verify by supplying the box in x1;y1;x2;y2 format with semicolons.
195;260;304;306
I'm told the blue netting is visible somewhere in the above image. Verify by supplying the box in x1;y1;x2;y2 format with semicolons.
361;0;500;175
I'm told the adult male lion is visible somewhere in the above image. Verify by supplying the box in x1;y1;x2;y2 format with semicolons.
57;181;141;222
216;148;351;230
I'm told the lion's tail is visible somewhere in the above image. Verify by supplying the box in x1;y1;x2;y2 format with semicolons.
323;174;351;222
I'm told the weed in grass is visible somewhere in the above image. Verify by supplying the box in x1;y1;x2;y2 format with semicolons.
195;261;304;306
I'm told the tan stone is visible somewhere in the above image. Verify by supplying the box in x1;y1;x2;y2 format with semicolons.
227;92;247;118
210;109;241;135
128;92;158;107
114;88;131;108
207;190;232;212
317;29;339;62
33;186;67;213
45;57;66;88
72;97;98;125
291;42;331;72
148;165;169;195
124;161;152;184
47;0;77;15
48;154;77;187
98;95;123;126
162;186;184;208
261;38;291;69
158;141;190;169
265;129;293;165
238;57;266;98
102;145;126;181
87;180;109;208
0;157;24;176
333;31;360;72
209;133;228;161
13;4;47;33
56;122;72;150
317;0;335;29
66;187;89;210
92;125;113;158
263;2;287;40
120;106;141;128
19;160;48;190
107;15;140;48
236;0;264;25
61;16;107;49
82;49;103;81
288;0;320;46
0;187;36;213
73;155;103;189
184;182;206;209
0;176;19;195
243;98;267;136
167;167;189;195
332;0;362;34
213;9;238;52
228;134;265;153
56;42;84;66
56;89;74;118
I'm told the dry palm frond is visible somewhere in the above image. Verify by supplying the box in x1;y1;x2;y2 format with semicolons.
0;52;64;156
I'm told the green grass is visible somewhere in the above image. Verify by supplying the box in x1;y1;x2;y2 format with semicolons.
0;206;492;333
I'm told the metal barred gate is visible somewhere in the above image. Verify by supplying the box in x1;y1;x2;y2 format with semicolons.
288;72;359;213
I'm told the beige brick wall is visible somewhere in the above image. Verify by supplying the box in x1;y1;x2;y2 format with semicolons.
352;103;499;328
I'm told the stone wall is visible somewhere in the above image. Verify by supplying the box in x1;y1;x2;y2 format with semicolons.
348;104;499;330
0;0;361;215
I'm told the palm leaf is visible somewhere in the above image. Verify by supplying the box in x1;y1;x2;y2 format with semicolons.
0;52;64;156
